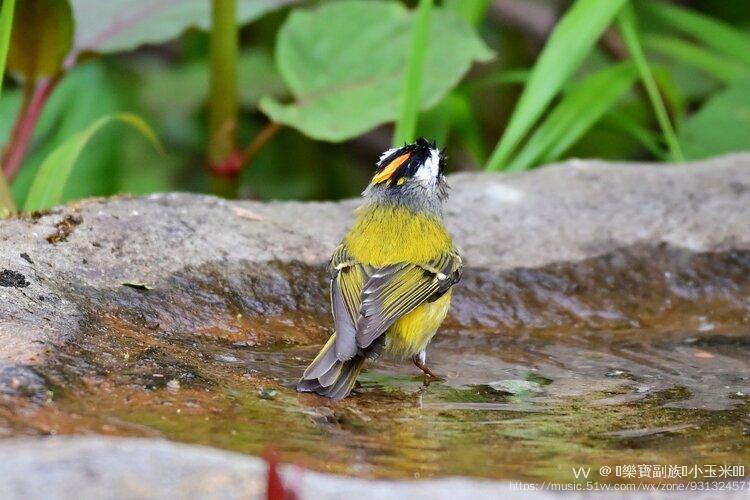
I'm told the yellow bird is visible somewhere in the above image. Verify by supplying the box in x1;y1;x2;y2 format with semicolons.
297;138;463;399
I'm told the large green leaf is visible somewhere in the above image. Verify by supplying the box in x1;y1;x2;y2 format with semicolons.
24;113;162;211
68;0;295;57
484;0;627;171
139;50;286;117
259;1;493;142
678;80;750;160
506;63;638;172
444;0;490;27
7;0;73;81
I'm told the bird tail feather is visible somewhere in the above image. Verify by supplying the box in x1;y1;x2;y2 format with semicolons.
297;334;365;399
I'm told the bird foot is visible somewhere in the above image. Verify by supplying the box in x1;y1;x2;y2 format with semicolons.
412;355;444;386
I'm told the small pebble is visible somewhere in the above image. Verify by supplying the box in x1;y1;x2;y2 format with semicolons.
258;388;277;400
167;379;180;391
215;354;239;363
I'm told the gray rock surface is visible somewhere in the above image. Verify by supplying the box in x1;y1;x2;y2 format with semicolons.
2;154;749;366
0;436;743;500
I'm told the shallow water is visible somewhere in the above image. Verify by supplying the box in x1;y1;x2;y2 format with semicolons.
1;248;749;483
1;317;748;483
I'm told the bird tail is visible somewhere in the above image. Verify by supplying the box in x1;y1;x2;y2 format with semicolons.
296;334;365;399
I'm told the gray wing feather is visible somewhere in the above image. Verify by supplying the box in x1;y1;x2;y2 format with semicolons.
332;277;358;360
354;251;462;349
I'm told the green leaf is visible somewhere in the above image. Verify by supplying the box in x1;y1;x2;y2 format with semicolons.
507;63;638;172
638;1;750;68
485;0;628;171
7;0;73;81
642;35;750;84
444;0;490;27
678;80;750;160
68;0;295;57
139;50;285;118
617;4;684;162
0;0;17;216
0;0;15;99
392;0;434;146
24;113;162;211
259;0;493;142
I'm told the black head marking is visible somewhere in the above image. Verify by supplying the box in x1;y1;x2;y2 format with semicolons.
373;137;443;187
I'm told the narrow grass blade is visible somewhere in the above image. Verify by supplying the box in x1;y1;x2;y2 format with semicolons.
24;113;162;211
0;0;18;216
651;66;686;125
485;0;627;171
617;4;684;162
506;63;638;172
599;112;667;160
465;68;530;92
393;0;434;146
643;34;750;84
639;0;750;68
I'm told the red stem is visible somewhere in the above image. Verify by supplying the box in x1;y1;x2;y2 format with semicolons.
1;77;58;180
240;122;282;167
209;122;282;178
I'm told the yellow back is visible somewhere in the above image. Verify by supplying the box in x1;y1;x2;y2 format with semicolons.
344;204;452;266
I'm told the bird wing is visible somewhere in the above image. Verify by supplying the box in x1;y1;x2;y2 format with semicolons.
328;244;370;361
354;250;463;349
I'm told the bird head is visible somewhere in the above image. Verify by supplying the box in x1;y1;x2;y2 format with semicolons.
363;138;448;214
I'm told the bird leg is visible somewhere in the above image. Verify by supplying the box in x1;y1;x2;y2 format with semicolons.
412;351;442;386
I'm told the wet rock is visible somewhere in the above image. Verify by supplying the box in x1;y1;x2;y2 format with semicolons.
487;379;543;395
0;366;48;404
0;436;549;500
3;436;745;500
0;154;748;367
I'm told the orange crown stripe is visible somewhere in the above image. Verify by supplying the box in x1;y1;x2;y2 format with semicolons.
372;152;410;184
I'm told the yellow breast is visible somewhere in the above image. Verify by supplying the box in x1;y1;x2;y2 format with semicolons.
344;204;453;267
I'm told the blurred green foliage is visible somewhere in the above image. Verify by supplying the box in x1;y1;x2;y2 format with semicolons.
1;0;750;211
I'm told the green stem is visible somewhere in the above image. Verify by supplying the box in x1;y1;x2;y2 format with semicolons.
208;0;238;186
617;4;684;163
392;0;433;146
